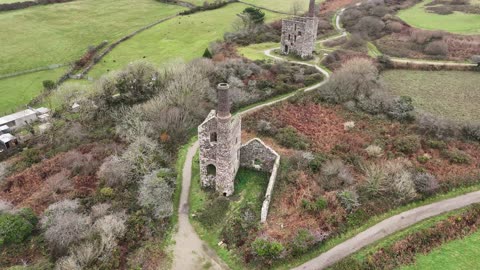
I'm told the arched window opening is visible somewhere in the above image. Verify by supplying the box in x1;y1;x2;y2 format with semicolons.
207;164;216;176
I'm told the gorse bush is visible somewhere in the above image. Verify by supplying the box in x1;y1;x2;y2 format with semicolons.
275;126;309;150
393;135;421;154
442;148;471;164
337;189;360;213
290;229;316;256
0;209;36;246
252;238;285;260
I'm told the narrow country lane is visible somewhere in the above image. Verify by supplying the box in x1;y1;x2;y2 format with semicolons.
172;141;229;270
293;191;480;270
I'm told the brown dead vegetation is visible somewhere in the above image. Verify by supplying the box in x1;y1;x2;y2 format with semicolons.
0;143;119;214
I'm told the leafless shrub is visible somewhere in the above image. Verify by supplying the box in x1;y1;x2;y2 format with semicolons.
43;212;92;256
319;58;383;104
391;170;417;201
97;155;133;187
424;40;448;56
365;145;383;157
121;136;162;176
94;213;127;255
413;172;439;195
55;255;81;270
41;200;91;256
114;106;154;142
386;21;403;33
51;82;90;109
321;159;345;177
416;112;460;139
354;16;385;39
90;203;111;220
138;170;174;219
0;200;13;213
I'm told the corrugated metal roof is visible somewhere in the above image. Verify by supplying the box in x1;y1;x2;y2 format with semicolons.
0;109;36;126
0;133;16;143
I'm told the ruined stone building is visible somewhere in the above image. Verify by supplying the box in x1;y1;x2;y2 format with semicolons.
198;84;279;200
280;0;319;58
198;83;242;196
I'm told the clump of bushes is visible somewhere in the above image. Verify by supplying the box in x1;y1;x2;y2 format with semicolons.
0;208;37;246
413;172;439;195
41;200;91;256
301;197;328;213
251;238;285;261
317;58;414;121
442;148;471;164
290;229;316;256
362;159;418;202
337;189;360;212
137;169;175;219
393;135;421;154
275;126;309;150
320;159;354;190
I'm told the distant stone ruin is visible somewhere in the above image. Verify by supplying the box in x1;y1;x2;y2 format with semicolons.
198;83;280;222
280;0;319;59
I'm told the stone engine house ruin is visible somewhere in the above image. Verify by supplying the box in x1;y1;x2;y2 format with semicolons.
281;0;318;59
198;83;242;197
198;84;280;222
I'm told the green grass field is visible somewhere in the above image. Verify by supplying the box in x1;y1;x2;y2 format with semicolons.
0;0;184;75
400;229;480;270
237;42;278;61
88;3;285;78
0;0;27;3
242;0;321;14
0;68;67;115
397;0;480;34
382;70;480;122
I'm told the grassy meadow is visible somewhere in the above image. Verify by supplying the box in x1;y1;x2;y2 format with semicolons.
0;68;67;115
88;3;285;78
400;229;480;270
397;0;480;34
242;0;322;13
237;42;278;61
382;70;480;122
0;0;184;75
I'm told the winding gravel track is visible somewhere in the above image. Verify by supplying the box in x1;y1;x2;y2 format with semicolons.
293;191;480;270
172;6;478;270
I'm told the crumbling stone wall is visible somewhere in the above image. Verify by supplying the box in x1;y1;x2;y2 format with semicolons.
240;138;278;173
281;16;319;58
239;138;280;223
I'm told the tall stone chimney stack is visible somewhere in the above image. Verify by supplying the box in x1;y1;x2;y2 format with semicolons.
217;83;231;118
308;0;316;17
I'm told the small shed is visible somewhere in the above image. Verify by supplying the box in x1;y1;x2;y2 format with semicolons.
0;133;18;152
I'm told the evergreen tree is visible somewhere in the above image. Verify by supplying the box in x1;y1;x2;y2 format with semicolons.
203;48;212;58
